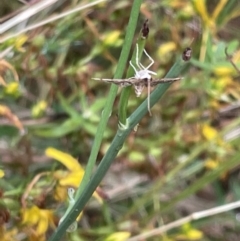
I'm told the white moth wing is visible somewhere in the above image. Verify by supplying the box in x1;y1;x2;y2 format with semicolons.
92;77;183;87
92;78;144;86
150;77;182;86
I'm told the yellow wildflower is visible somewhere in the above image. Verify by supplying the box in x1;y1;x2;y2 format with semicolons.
45;147;102;203
21;205;55;240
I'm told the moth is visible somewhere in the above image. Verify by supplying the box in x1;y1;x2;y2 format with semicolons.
92;44;182;115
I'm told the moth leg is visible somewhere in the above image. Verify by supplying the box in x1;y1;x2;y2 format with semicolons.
129;60;139;75
139;62;146;69
135;43;143;70
143;48;154;70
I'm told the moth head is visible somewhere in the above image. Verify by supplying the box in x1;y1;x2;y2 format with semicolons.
135;70;152;80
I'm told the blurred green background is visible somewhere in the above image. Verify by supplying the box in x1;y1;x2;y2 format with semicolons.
1;0;240;240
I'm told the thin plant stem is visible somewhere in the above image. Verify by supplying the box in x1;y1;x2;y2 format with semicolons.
123;142;209;220
0;0;109;41
127;188;240;240
49;55;187;241
0;0;58;34
49;0;143;240
75;0;143;199
161;150;240;214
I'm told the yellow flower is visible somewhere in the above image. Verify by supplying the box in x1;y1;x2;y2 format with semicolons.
14;35;28;52
103;30;122;46
201;123;231;152
201;123;218;141
0;169;4;178
105;232;131;241
213;66;236;76
176;223;203;240
205;158;219;170
0;227;18;241
157;42;177;57
192;0;230;61
46;148;103;232
201;123;224;146
4;82;20;97
192;0;228;30
21;205;55;239
32;100;47;118
45;147;102;203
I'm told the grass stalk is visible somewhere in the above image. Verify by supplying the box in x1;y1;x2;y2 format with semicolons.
49;0;143;240
49;53;187;240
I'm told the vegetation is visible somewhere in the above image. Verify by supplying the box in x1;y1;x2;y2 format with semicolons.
1;0;240;240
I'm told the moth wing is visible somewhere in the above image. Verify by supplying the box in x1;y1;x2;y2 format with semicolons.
92;78;137;86
150;77;182;86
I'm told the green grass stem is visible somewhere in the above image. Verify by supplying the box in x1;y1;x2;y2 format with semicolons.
49;55;187;240
49;0;143;240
